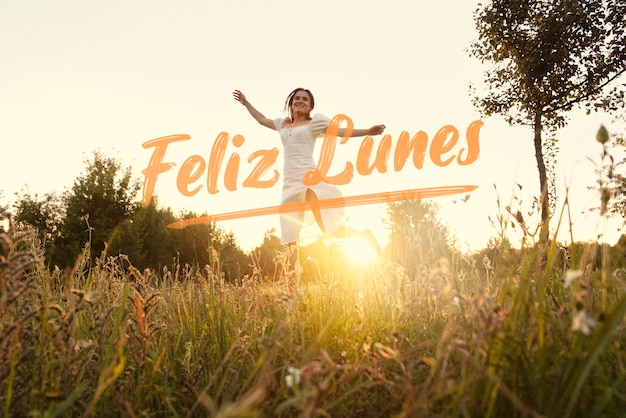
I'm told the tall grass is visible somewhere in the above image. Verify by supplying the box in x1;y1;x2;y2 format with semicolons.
1;208;625;417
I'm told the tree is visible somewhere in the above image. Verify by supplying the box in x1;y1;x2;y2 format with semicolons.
0;191;9;232
108;198;176;270
6;152;251;279
214;231;251;283
469;0;626;238
250;228;284;280
54;151;140;268
385;199;454;279
167;211;215;270
107;199;252;280
12;191;63;265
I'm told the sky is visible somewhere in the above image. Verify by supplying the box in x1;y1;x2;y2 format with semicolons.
1;0;624;253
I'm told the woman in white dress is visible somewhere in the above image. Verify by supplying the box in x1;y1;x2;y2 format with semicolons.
233;88;385;273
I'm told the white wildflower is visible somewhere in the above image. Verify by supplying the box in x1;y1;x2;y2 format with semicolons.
285;366;301;388
563;269;583;288
572;310;597;335
73;339;94;351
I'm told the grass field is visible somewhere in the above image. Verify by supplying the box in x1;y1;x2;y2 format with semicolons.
2;207;626;418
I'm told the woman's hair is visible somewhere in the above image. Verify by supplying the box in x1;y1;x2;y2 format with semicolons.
284;87;314;121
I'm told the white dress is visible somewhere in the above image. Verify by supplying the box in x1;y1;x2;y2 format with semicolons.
273;113;345;243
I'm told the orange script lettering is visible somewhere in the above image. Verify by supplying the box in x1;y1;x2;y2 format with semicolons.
303;114;482;186
140;115;482;208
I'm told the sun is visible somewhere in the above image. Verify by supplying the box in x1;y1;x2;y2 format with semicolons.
340;237;380;267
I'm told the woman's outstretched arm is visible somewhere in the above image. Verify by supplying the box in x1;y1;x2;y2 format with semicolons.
232;90;275;130
337;124;386;137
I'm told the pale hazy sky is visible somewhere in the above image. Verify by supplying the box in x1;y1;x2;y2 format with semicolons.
1;0;623;252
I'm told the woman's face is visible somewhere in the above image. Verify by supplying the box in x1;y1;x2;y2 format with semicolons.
290;90;313;116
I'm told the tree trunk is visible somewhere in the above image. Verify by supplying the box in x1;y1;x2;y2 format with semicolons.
533;109;550;241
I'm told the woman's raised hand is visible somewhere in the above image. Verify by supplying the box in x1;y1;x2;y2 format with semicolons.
232;90;247;105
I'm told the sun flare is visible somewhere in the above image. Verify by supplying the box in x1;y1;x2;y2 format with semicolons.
340;237;380;267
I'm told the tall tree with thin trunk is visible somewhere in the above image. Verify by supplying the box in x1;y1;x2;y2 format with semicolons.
469;0;626;239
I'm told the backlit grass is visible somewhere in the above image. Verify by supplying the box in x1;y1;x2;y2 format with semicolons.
2;207;625;417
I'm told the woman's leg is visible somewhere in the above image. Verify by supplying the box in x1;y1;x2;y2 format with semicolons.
331;225;382;254
305;188;326;233
305;188;381;254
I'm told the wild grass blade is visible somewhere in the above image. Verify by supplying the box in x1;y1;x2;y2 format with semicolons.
557;292;626;418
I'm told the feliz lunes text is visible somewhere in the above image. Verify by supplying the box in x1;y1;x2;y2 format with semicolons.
140;114;482;229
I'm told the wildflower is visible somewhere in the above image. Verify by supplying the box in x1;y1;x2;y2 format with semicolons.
572;310;597;335
452;296;461;307
73;339;94;351
285;366;301;388
563;269;583;288
482;256;492;270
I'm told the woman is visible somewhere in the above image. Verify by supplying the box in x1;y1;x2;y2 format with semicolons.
233;88;385;274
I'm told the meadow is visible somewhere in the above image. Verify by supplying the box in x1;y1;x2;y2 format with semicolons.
2;200;626;418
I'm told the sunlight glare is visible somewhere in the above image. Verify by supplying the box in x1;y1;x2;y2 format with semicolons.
341;237;379;267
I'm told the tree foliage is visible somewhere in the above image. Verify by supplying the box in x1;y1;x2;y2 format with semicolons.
107;198;175;269
469;0;626;232
53;151;140;268
9;151;251;281
12;191;63;265
0;192;9;233
212;230;251;283
109;204;250;282
385;199;454;278
250;228;285;280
